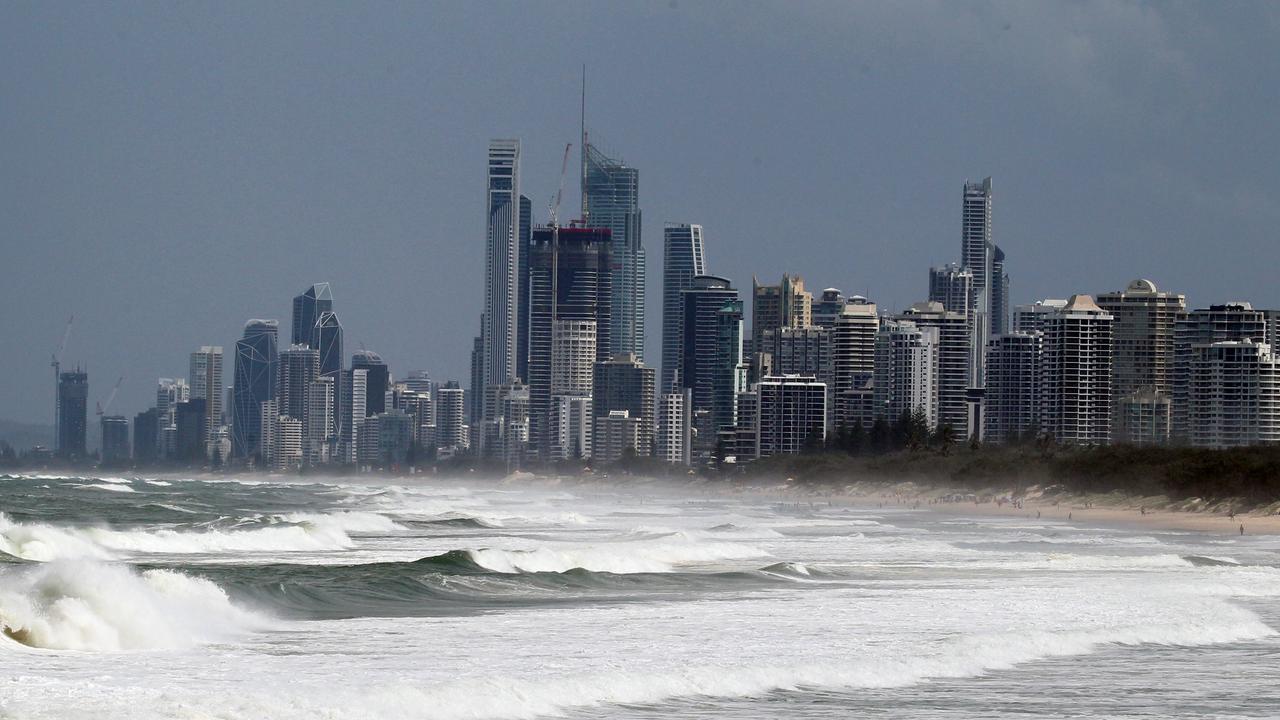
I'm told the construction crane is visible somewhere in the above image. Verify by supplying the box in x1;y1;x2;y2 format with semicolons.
548;142;573;227
51;315;74;451
96;376;124;418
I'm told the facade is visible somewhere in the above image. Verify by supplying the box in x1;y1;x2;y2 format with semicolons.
1013;299;1068;335
1096;279;1185;443
1172;303;1269;443
189;346;223;451
278;345;320;424
436;383;466;453
1121;390;1172;446
100;415;130;465
898;301;971;436
592;410;643;464
812;288;846;329
375;410;414;467
305;376;334;465
873;320;939;428
315;311;343;382
1187;340;1280;448
983;332;1043;444
657;389;692;465
482;139;523;406
291;283;333;347
339;368;367;464
481;382;530;468
551;395;592;460
831;297;879;430
174;399;208;462
751;273;812;355
661;223;707;392
232;319;278;460
1041;295;1113;445
757;375;827;458
275;415;303;471
133;408;158;465
592;353;656;458
928;263;974;317
583;142;644;360
56;370;88;460
525;225;612;459
680;276;741;453
351;350;389;416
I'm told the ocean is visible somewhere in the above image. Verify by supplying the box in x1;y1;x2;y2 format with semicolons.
2;472;1278;719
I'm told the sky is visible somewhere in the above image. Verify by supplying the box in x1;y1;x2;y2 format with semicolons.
2;1;1279;428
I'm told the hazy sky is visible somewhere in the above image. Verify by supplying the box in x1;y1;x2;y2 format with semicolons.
3;1;1278;426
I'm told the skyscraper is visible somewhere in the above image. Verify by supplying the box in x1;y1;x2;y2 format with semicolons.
583;142;644;360
482;139;522;408
873;321;939;428
983;332;1043;444
314;311;343;379
1096;279;1186;443
56;370;88;461
680;276;742;453
751;273;813;354
656;388;692;465
592;353;656;458
661;223;706;393
898;301;971;436
1187;340;1280;448
959;177;1006;384
278;345;320;423
291;283;333;347
757;375;827;458
1041;295;1113;445
351;350;389;417
515;194;533;382
831;296;879;430
436;382;466;454
1172;303;1268;443
928;264;973;317
232;319;278;460
525;225;613;458
189;346;223;450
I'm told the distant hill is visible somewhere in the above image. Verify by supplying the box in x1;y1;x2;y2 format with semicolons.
0;419;54;451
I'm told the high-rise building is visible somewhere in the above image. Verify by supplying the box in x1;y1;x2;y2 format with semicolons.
526;225;612;458
174;398;208;462
305;376;334;465
133;408;158;465
928;263;973;317
592;354;656;458
292;283;333;347
1186;340;1280;448
592;410;643;464
339;368;367;464
812;288;846;330
436;383;466;453
482;139;523;406
583;142;644;360
315;311;343;379
661;223;706;393
983;332;1043;444
1172;303;1269;443
515;195;533;382
100;415;129;465
481;382;530;468
959;177;1007;384
831;296;879;430
751;274;812;354
351;350;389;417
156;377;189;458
757;375;827;458
1041;295;1113;445
278;345;320;423
56;370;88;460
873;320;939;428
680;276;742;452
1095;279;1186;443
189;346;223;450
274;415;303;471
657;389;693;465
1013;299;1068;335
898;301;971;436
232;320;278;461
551;395;593;460
469;330;484;424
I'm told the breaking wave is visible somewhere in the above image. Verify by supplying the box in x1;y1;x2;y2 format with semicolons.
0;560;265;651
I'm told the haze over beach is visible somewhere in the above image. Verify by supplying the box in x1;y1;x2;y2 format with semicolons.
6;3;1280;719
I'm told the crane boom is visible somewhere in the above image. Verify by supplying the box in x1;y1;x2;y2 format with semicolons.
97;376;124;417
549;142;573;227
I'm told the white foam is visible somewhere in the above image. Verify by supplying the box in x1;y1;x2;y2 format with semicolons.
468;538;767;574
0;560;264;651
0;511;401;561
75;483;137;493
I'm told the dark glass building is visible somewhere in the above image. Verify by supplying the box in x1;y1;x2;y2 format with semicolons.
100;415;130;465
291;283;333;347
583;143;644;360
232;319;279;459
133;408;159;465
351;350;390;416
680;276;742;452
526;225;613;457
56;370;88;461
175;398;208;462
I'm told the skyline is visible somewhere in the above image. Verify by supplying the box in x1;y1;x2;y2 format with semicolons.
4;2;1280;424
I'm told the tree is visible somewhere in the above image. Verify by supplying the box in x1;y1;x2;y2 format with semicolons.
870;418;892;455
846;419;866;456
931;423;956;455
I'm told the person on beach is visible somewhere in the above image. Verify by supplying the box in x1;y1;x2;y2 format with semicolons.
1241;524;1245;536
